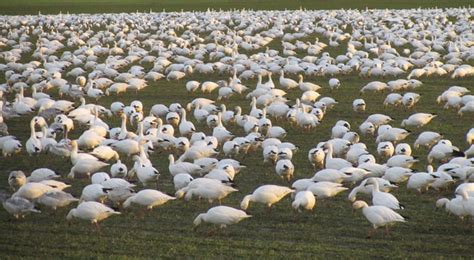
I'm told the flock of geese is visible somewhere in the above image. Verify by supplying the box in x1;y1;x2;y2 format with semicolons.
0;7;473;238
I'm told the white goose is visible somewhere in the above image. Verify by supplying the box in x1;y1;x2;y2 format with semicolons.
279;71;298;90
292;191;316;212
123;189;175;211
176;178;238;203
66;201;120;230
193;206;251;230
240;185;294;211
1;194;40;219
178;108;196;137
366;178;404;210
322;142;352;170
168;154;202;176
26;117;42;155
352;200;406;238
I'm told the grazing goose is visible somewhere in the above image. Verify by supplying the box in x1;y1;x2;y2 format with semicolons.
401;113;437;128
37;191;79;210
240;185;294;211
292;191;316;212
306;181;348;199
123;189;175;211
66;201;120;230
1;193;40;219
176;178;238;203
352;200;406;238
193;206;251;231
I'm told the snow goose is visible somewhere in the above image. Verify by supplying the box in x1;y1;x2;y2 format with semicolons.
466;128;474;145
178;108;196;137
386;155;418;168
186;81;200;92
135;161;160;186
240;185;293;211
406;166;437;192
27;168;59;182
90;145;119;162
173;173;194;191
1;193;40;219
308;148;325;169
292;191;316;212
360;81;387;94
366;178;404;210
80;184;109;203
66;201;120;231
212;113;234;144
123;189;175;211
193;206;251;231
352;99;366;112
322;142;352;170
306;181;348;199
401;113;437;128
436;197;467;220
26;117;42;155
298;75;321;91
37;191;79;210
455;189;474;219
328;78;340;90
12;182;55;201
68;159;109;179
110;160;127;178
414;131;443;149
176;178;237;203
312;169;348;183
168;154;202;176
427;140;464;164
395;143;412;156
275;159;294;181
279;71;298;90
8;171;26;191
383;167;413;184
352;200;406;238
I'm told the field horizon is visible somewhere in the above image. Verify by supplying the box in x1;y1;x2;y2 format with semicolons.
0;0;472;15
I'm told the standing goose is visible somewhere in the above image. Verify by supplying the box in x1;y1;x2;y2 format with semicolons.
352;200;406;238
298;75;321;91
178;108;196;137
279;71;298;90
26;117;42;155
322;142;352;170
240;185;294;211
366;178;404;210
168;154;202;176
193;205;251;231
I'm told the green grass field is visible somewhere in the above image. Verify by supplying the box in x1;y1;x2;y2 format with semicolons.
1;3;474;259
0;0;473;15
